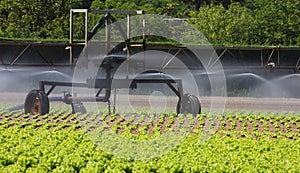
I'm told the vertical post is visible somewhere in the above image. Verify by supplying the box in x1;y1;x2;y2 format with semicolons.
126;14;131;74
260;49;263;67
105;13;111;54
0;54;3;64
142;12;146;44
69;9;73;64
70;10;73;44
127;14;130;40
69;9;89;65
113;88;117;114
39;81;45;93
85;10;88;44
84;10;88;67
142;12;146;69
177;80;183;114
69;46;73;65
277;47;280;67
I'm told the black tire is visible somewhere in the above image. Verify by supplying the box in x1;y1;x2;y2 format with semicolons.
177;93;201;116
72;103;87;114
24;90;49;115
190;94;201;114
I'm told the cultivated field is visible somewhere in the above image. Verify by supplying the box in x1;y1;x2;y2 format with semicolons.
1;96;300;172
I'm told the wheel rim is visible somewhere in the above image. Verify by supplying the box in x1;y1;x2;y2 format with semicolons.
182;100;192;114
181;95;192;114
25;90;49;115
30;97;41;114
179;94;200;115
74;103;86;114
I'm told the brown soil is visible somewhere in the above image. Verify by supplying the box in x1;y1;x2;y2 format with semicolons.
203;118;210;132
245;120;253;132
180;116;191;130
1;112;299;140
277;121;288;133
191;117;200;133
255;120;264;132
109;116;121;126
223;118;231;131
1;93;300;139
235;119;242;131
170;116;180;131
267;121;276;133
289;122;298;133
147;116;160;135
160;116;170;134
213;119;221;132
2;92;300;112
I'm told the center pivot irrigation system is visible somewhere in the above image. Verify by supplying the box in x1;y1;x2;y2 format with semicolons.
24;9;201;115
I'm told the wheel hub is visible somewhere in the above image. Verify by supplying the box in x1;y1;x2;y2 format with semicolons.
31;97;41;114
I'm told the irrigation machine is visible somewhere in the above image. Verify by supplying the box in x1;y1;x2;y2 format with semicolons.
23;9;201;115
4;9;298;115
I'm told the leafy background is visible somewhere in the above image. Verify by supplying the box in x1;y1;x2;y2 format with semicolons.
0;0;300;46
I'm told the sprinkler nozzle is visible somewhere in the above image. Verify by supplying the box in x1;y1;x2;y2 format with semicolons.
65;46;71;50
267;62;275;68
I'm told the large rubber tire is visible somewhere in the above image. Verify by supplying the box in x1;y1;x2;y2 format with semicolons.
72;103;87;114
24;90;49;115
177;93;201;116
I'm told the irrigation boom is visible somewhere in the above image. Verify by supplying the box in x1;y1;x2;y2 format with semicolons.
1;9;299;114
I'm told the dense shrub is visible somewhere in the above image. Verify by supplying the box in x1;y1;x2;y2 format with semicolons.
191;0;300;46
0;0;299;46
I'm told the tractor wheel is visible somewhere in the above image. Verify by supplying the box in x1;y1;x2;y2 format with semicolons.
177;93;201;116
24;90;49;115
72;103;87;114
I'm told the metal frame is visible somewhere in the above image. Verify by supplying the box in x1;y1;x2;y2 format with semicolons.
215;46;300;72
1;10;300;70
39;78;182;114
33;9;183;114
2;9;299;114
69;9;146;56
0;41;84;66
1;41;300;72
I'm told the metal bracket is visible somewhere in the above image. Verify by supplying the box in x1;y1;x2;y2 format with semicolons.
69;9;146;65
161;48;182;70
266;49;275;64
207;48;227;69
266;49;276;71
0;55;3;65
296;57;300;71
10;44;31;65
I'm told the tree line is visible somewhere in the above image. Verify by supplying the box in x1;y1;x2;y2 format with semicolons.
0;0;299;46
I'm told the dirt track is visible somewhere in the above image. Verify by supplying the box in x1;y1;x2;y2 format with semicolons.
202;97;300;111
1;92;300;112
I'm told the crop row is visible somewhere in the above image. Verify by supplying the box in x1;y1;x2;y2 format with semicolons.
1;119;300;172
1;109;300;140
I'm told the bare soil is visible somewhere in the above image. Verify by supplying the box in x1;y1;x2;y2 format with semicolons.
245;120;253;132
1;92;300;139
2;92;300;112
267;121;276;133
289;122;298;133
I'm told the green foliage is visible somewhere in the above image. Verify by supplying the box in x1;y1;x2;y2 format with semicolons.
191;0;300;46
1;0;300;46
0;0;81;39
246;0;300;45
1;117;300;172
90;0;189;17
1;109;300;171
